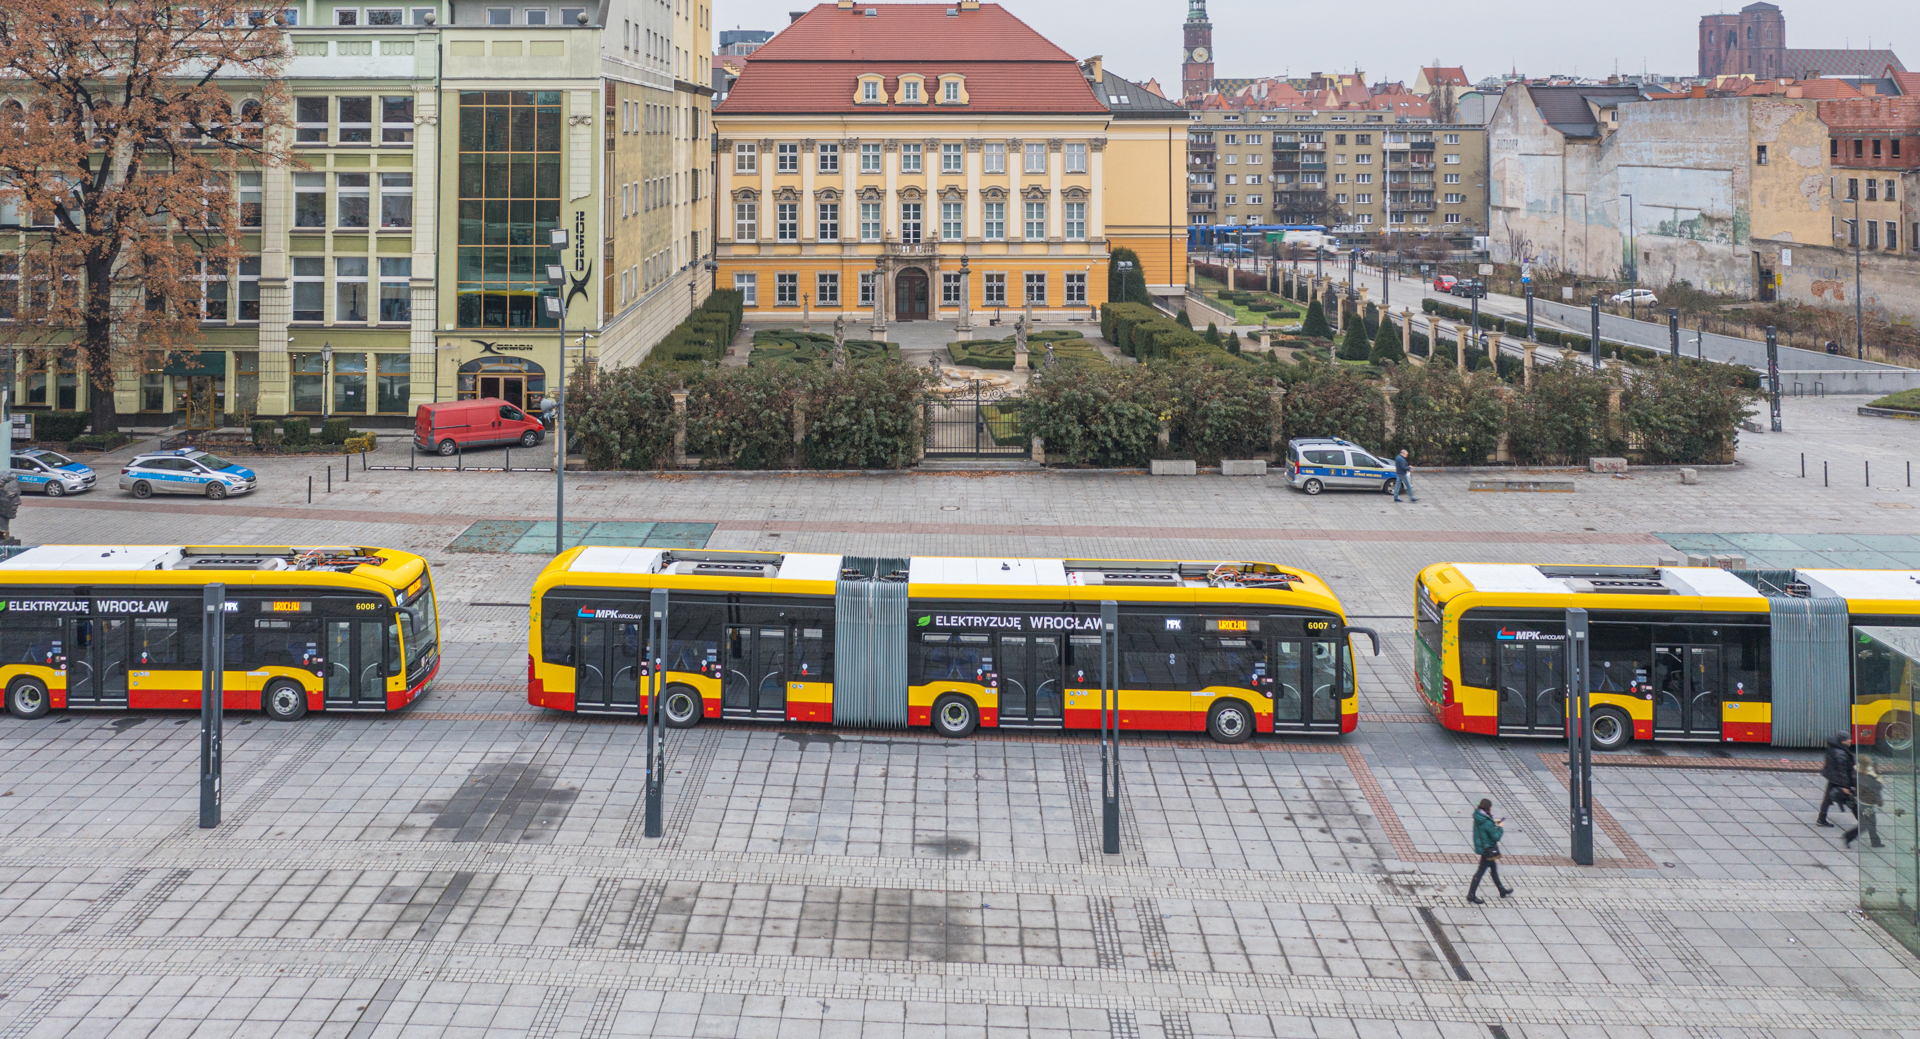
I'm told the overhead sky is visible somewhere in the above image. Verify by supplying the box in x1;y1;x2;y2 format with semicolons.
714;0;1916;90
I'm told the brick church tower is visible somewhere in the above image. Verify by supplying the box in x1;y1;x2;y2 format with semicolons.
1182;0;1214;101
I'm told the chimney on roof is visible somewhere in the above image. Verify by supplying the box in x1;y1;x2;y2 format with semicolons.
960;0;980;8
1087;55;1103;82
838;0;853;7
790;10;805;21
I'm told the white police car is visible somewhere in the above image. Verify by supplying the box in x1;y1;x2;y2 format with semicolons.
119;448;257;500
1285;437;1397;495
9;449;96;497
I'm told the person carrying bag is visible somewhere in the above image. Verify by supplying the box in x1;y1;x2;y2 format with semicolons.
1468;797;1514;904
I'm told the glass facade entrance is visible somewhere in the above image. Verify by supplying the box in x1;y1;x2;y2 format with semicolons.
456;90;564;329
1856;625;1920;956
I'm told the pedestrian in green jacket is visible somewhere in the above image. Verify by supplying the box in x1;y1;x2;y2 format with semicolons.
1468;798;1514;904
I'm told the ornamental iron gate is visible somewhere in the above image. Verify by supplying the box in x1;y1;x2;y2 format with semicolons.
924;382;1026;458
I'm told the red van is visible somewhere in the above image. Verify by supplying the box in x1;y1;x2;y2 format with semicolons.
414;399;546;456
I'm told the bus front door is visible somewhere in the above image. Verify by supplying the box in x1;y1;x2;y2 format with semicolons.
573;620;641;713
722;626;787;719
64;617;129;708
1496;640;1565;734
323;620;392;709
1654;645;1722;739
997;634;1062;728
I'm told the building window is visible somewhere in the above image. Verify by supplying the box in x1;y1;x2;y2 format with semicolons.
941;201;962;240
335;174;370;227
984;143;1006;174
377;354;410;413
1023;272;1046;305
900;143;922;173
776;203;797;242
862;80;880;102
337;96;372;143
295;96;327;142
775;273;798;306
776;142;798;173
859;272;875;306
1064;272;1086;305
860;202;881;242
734;142;757;173
1444;213;1462;224
1065;142;1087;173
1247;154;1263;165
1444;193;1465;204
292;256;324;321
1246;194;1262;205
1888;222;1899;252
1867;180;1878;201
1756;144;1768;165
379;173;412;228
1848;178;1859;200
1444;173;1460;184
1848;218;1859;246
1444;133;1460;145
1024;201;1046;240
902;80;921;103
485;7;510;24
1355;194;1371;204
983;202;1005;240
379;258;411;322
983;272;1006;306
290;352;324;412
1353;154;1370;165
944;79;961;102
818;143;839;173
238;257;260;321
818;203;839;242
942;143;963;173
734;272;757;306
1886;180;1897;201
900;202;922;243
454;90;564;329
332;352;367;413
198;258;228;321
1024;143;1046;174
1061;202;1085;242
1868;220;1880;249
1443;154;1460;165
735;202;757;241
861;143;882;172
942;272;963;305
381;95;413;143
816;272;839;306
239;172;263;227
293;173;326;227
1335;194;1347;205
1224;155;1237;165
335;256;368;323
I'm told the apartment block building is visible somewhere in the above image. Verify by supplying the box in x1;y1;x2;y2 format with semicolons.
1;0;713;425
1187;110;1488;243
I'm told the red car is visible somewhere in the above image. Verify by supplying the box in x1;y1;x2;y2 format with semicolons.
1432;274;1458;292
414;399;547;456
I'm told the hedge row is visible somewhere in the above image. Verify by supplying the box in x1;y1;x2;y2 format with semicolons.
568;359;932;470
642;289;745;368
1100;302;1244;364
1020;359;1276;466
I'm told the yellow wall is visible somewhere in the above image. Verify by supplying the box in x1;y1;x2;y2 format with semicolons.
1103;121;1190;290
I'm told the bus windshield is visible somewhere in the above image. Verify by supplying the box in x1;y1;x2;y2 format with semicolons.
397;574;439;678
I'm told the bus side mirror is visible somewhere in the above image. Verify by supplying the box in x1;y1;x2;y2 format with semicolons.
1347;627;1381;656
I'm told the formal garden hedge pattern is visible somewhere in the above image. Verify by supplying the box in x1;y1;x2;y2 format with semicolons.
947;331;1104;370
748;330;900;366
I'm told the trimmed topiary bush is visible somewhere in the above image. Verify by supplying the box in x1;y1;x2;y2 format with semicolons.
281;417;312;446
320;418;353;445
1370;316;1406;367
1301;299;1331;340
1339;317;1371;361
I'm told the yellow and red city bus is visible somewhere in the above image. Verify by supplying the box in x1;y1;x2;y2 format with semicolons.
0;544;439;720
528;548;1375;742
1413;562;1920;750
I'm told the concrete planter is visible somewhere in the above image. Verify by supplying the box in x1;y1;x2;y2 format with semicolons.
1220;459;1268;476
1150;459;1198;476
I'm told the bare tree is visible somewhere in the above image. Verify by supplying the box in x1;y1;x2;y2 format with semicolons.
0;0;292;430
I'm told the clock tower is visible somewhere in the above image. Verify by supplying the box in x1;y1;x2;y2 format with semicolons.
1182;0;1213;101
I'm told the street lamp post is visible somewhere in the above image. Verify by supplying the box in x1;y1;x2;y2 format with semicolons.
544;228;570;556
321;342;333;422
1848;197;1865;359
1621;192;1637;321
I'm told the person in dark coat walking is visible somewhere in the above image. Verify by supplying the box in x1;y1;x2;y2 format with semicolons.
1847;759;1884;848
1817;732;1856;827
1392;449;1418;502
1467;798;1512;903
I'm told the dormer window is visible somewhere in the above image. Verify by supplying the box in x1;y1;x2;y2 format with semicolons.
937;75;969;105
904;81;920;102
944;80;960;102
863;81;880;102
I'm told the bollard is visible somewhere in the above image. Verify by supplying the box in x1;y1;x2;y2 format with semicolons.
1910;461;1913;488
505;446;510;473
327;466;332;493
457;443;462;472
410;441;416;471
1824;461;1828;487
1801;453;1805;478
307;476;312;503
1866;461;1871;487
344;452;350;483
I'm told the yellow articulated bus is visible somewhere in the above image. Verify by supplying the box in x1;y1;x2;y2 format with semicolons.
1413;563;1920;751
0;544;440;721
528;549;1376;742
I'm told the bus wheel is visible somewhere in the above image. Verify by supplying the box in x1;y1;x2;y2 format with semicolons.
1302;478;1324;496
1879;717;1914;753
7;678;49;719
661;686;702;728
1207;700;1254;744
262;681;309;721
131;481;153;499
1590;708;1632;752
931;695;978;738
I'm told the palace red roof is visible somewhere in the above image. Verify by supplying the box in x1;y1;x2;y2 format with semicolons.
717;3;1106;116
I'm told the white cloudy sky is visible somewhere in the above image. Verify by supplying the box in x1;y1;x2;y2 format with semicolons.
715;0;1915;88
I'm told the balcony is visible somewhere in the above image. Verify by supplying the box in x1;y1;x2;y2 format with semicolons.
1188;139;1216;152
1188;202;1216;213
1410;139;1436;151
1398;201;1437;212
1298;141;1326;151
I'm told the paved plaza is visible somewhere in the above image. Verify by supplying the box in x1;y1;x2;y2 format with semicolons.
0;395;1917;1039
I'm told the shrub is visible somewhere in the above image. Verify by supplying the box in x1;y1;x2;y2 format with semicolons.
68;433;127;452
567;364;683;470
1387;365;1505;466
32;411;89;443
249;420;281;448
1204;323;1222;345
320;418;353;445
1280;360;1387;447
749;329;899;366
1019;363;1159;467
1506;360;1619;465
1176;310;1193;329
1226;331;1241;355
345;432;378;453
1301;299;1331;339
1369;316;1406;367
1363;302;1380;340
281;417;312;446
1108;248;1151;305
802;361;933;470
1339;318;1371;361
1619;360;1759;464
949;335;1105;370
